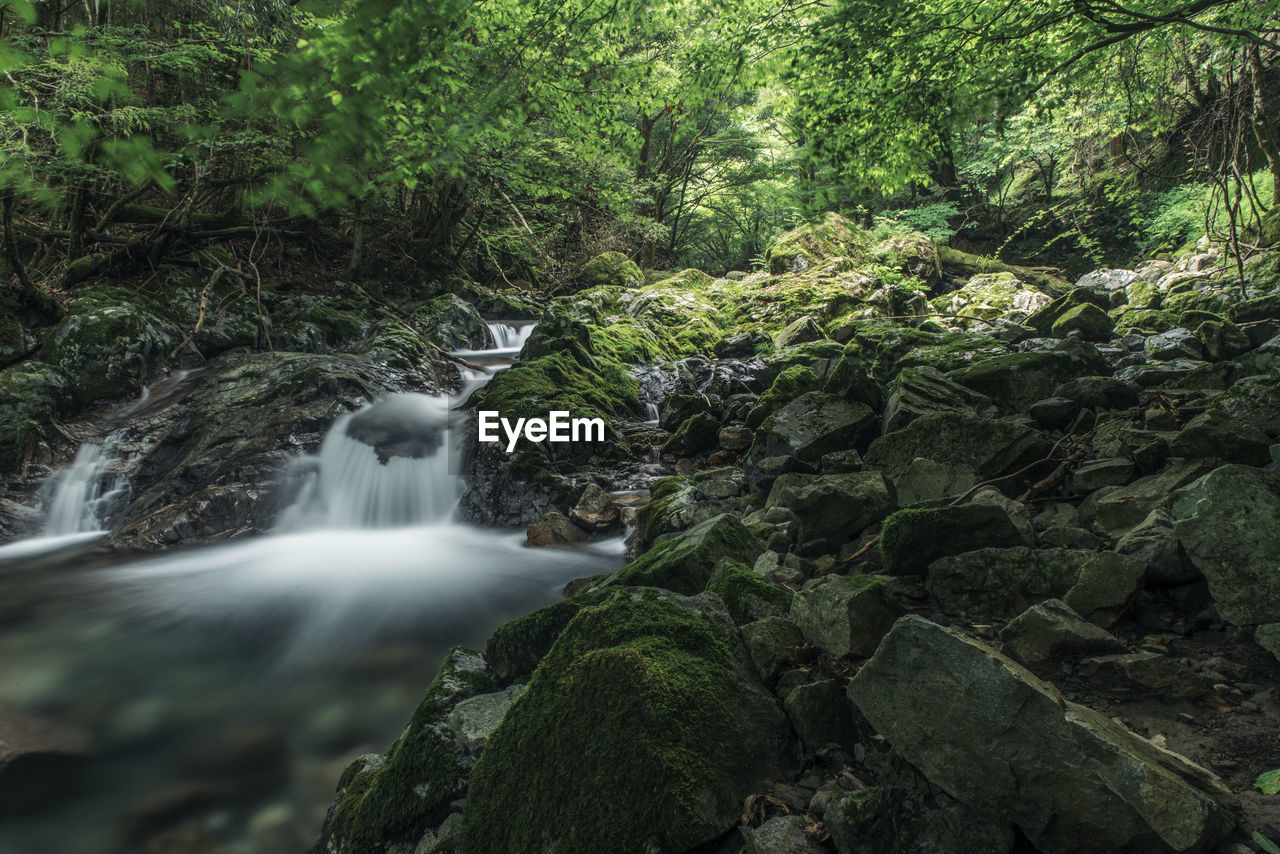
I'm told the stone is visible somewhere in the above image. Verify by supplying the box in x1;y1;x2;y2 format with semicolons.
1255;624;1280;664
1054;375;1138;411
577;251;643;288
715;330;771;359
819;449;863;473
881;366;997;434
1063;552;1148;627
636;476;742;545
880;504;1033;576
741;617;804;686
659;393;711;432
775;315;827;348
1076;269;1141;291
1068;457;1135;493
1089;460;1212;535
892;458;977;506
446;685;525;754
719;426;754;451
485;600;582;683
745;454;818;495
782;679;858;754
747;392;878;464
1114;508;1198;586
1077;653;1211;699
462;590;791;854
1050;303;1114;341
707;563;793;625
997;599;1124;666
864;412;1052;481
526;511;589;546
568;482;619;531
742;815;825;854
1171;465;1280;625
1195;320;1251;362
605;513;765;596
1168;409;1272;466
1028;397;1081;430
823;785;1014;854
848;616;1236;854
407;293;490;350
789;575;898;658
1145;327;1204;361
765;472;894;543
662;412;721;456
926;547;1093;617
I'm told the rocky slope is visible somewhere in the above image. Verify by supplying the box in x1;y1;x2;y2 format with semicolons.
316;214;1280;854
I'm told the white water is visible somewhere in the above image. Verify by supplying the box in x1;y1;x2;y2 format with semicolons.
42;437;127;536
453;320;535;361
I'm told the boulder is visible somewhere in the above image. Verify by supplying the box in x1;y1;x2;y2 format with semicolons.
775;316;826;349
707;564;792;625
765;472;893;543
1168;409;1272;466
659;393;712;432
462;590;791;854
881;366;997;434
740;617;804;686
485;600;582;684
568;482;619;531
446;685;524;754
1170;465;1280;625
742;815;826;854
1068;457;1135;493
1076;652;1211;699
1145;327;1204;361
662;412;721;456
997;599;1124;666
823;785;1014;854
747;392;878;464
1114;508;1198;586
864;412;1052;481
782;679;859;754
1053;375;1139;411
946;350;1096;412
1062;552;1148;627
715;330;771;359
880;504;1033;576
1088;460;1213;535
926;547;1093;616
407;294;490;350
789;575;898;658
577;251;643;288
892;458;976;506
526;511;589;547
606;514;764;596
849;616;1236;854
1050;303;1114;341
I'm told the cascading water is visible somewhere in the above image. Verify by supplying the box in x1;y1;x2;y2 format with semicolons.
486;320;535;352
42;435;127;536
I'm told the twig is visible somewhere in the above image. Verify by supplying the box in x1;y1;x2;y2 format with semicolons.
169;265;238;360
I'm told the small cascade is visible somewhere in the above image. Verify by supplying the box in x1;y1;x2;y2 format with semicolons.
43;435;128;536
486;321;534;352
644;402;660;424
277;394;460;531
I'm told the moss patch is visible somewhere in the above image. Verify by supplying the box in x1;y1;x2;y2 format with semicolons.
706;563;792;625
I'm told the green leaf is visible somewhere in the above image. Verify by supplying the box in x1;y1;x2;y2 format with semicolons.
1256;769;1280;796
1254;831;1280;854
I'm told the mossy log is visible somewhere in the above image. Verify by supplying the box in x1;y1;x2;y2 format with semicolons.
937;245;1071;295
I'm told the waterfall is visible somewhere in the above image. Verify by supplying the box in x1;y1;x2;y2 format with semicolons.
486;321;535;353
277;394;459;531
43;436;127;536
645;403;660;423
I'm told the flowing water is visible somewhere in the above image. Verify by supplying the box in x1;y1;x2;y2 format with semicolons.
0;320;621;854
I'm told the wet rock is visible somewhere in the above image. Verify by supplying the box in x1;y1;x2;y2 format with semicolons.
864;411;1051;481
568;482;619;531
998;599;1124;666
0;703;89;815
775;315;826;348
662;412;721;456
462;590;791;854
947;350;1098;412
447;685;525;754
1028;396;1081;430
485;600;582;684
747;392;878;464
881;366;997;434
880;504;1033;576
605;513;764;596
1195;319;1251;362
658;393;711;431
926;547;1092;617
1077;652;1211;699
741;617;804;686
715;330;771;358
636;475;742;545
745;454;817;495
1050;302;1113;341
823;784;1014;854
892;458;976;505
741;814;825;854
1063;552;1148;627
719;425;754;451
407;294;489;350
526;511;589;546
766;472;893;544
707;563;792;624
789;574;897;658
1171;464;1280;625
783;678;858;754
849;615;1236;854
0;361;70;475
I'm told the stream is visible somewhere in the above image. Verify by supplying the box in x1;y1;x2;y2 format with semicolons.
0;322;624;854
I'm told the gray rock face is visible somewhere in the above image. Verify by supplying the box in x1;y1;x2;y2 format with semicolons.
1088;460;1213;535
1171;464;1280;625
881;366;996;434
823;785;1014;854
998;599;1124;666
1114;508;1198;586
765;472;893;543
880;504;1033;576
864;412;1052;480
892;458;976;506
748;392;878;464
775;315;826;348
849;616;1236;854
926;547;1092;616
446;685;524;754
789;575;898;658
1063;552;1148;627
1146;327;1205;361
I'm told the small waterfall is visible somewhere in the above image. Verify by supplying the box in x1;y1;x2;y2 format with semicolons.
43;436;128;536
645;403;659;423
486;321;535;353
277;394;460;531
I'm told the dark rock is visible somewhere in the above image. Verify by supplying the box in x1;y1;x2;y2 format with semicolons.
997;599;1124;666
1077;652;1211;699
715;330;771;359
882;366;997;434
783;679;858;754
880;504;1032;576
526;511;589;546
1114;508;1198;586
747;392;878;464
741;616;804;686
1145;327;1204;361
864;412;1052;481
1054;375;1139;411
745;454;818;495
926;547;1093;616
659;393;712;432
662;412;721;456
775;316;826;348
719;425;754;451
407;293;490;350
0;703;89;816
568;482;619;531
1062;552;1148;627
789;574;897;658
1050;303;1114;341
946;350;1097;412
604;513;764;596
823;784;1014;854
766;472;893;543
742;814;825;854
1028;397;1081;430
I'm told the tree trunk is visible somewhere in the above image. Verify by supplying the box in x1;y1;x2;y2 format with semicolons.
1249;46;1280;208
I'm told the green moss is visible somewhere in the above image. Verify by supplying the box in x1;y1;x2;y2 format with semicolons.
485;599;585;684
706;564;792;625
479;350;641;423
0;361;71;474
462;589;780;854
766;212;867;274
578;252;643;288
756;365;818;413
653;268;716;290
1113;308;1179;334
609;513;764;595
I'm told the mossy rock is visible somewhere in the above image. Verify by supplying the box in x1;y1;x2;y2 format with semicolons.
746;392;878;464
0;361;70;474
1228;292;1280;325
1113;307;1179;334
765;212;866;274
315;647;496;854
652;268;715;290
1050;303;1114;342
478;349;641;424
946;350;1095;411
485;599;586;684
864;411;1052;481
604;513;765;595
578;251;643;289
706;563;792;624
407;293;489;350
1025;287;1110;336
662;412;721;457
462;588;789;854
748;365;818;427
880;504;1031;576
931;272;1049;324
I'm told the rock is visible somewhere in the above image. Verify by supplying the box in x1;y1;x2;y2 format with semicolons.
864;412;1052;481
691;467;747;500
741;617;804;686
789;574;898;658
997;599;1124;666
968;486;1037;543
1077;652;1211;699
880;504;1033;576
1053;375;1138;411
446;685;525;754
782;679;858;754
1063;552;1148;627
1171;465;1280;625
849;616;1236;854
1195;319;1251;362
0;703;89;815
932;272;1049;323
775;316;826;348
823;785;1014;854
1206;375;1280;440
765;472;893;543
745;454;818;495
1067;457;1135;493
715;330;772;358
407;294;490;350
1025;287;1112;336
1145;327;1204;361
1076;269;1141;291
462;590;791;854
819;449;862;473
1168;409;1272;466
1115;508;1198;586
662;412;721;456
926;547;1093;616
577;251;643;288
1089;459;1213;535
749;366;819;428
526;511;589;546
765;212;865;274
485;600;582;683
568;482;619;531
1028;397;1081;430
882;366;997;434
606;513;764;596
892;458;976;505
747;392;878;464
742;815;825;854
0;361;70;474
1050;303;1114;341
636;476;741;545
947;350;1097;412
719;426;754;451
707;563;792;625
1255;624;1280;664
659;393;711;432
314;648;496;853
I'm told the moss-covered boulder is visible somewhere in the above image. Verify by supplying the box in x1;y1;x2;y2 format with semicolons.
932;272;1050;324
0;361;70;474
746;392;878;464
408;293;490;350
706;563;792;625
485;599;585;684
747;365;819;427
946;350;1096;411
774;315;825;348
314;647;497;854
577;251;643;289
926;547;1094;616
462;589;790;854
765;471;893;543
605;513;764;595
882;365;997;433
1050;303;1114;341
765;212;866;274
864;411;1052;480
662;412;721;457
880;504;1033;576
1025;287;1111;336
